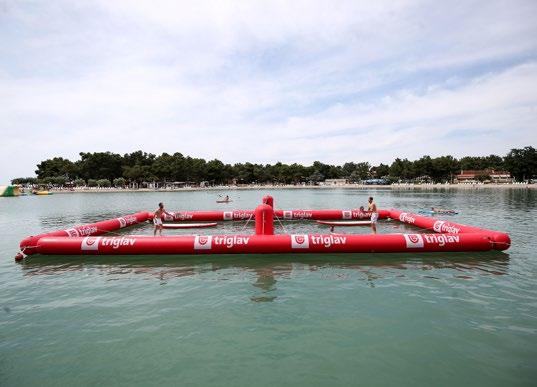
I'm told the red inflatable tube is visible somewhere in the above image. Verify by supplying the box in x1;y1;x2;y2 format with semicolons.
168;209;390;221
169;210;254;221
274;209;390;220
20;211;151;255
34;232;494;255
389;209;510;251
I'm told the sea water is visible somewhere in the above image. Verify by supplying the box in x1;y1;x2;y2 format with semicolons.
1;188;536;386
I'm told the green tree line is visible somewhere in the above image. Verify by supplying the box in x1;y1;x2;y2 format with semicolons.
11;146;537;186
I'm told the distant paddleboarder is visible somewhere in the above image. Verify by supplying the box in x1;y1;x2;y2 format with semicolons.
431;207;456;214
154;202;174;236
217;194;231;203
368;196;378;234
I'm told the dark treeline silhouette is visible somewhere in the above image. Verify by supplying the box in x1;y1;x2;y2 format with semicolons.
11;146;537;186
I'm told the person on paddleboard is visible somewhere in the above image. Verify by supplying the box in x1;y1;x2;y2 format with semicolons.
368;197;378;234
431;207;455;214
217;194;231;203
154;202;174;236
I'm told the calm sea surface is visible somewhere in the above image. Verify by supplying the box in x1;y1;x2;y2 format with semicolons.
1;188;536;386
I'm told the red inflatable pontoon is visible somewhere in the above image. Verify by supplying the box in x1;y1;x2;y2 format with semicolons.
19;211;150;255
32;233;495;255
389;209;511;250
167;209;389;221
16;195;510;260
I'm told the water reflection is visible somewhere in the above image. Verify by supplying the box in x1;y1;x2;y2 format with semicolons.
503;188;537;210
251;267;278;302
18;253;510;302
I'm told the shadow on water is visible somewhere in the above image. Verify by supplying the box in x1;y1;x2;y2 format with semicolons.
503;187;537;210
18;252;510;302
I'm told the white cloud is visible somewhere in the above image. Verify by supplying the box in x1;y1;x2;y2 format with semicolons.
0;0;536;182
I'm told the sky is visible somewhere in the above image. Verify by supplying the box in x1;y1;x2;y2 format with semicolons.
1;0;537;182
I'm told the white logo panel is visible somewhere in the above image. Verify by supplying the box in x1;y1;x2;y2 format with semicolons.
342;210;352;219
403;234;424;248
223;212;233;220
66;228;79;237
291;234;310;249
433;221;445;233
194;236;213;250
81;237;101;251
118;217;127;228
283;211;293;220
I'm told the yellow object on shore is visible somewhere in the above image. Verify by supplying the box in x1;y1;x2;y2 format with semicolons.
33;190;53;195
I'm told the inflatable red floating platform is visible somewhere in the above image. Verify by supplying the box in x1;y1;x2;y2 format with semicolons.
17;195;510;260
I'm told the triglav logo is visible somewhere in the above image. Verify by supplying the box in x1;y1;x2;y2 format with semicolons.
291;234;309;249
283;211;293;220
310;235;347;248
352;210;369;219
176;212;193;220
433;220;445;233
403;234;424;248
194;235;213;250
342;210;352;219
223;211;233;220
399;212;415;224
66;228;79;237
118;216;137;227
424;234;460;247
233;211;252;220
124;215;137;225
81;236;101;251
118;217;127;228
101;237;136;249
213;236;250;248
292;211;312;219
433;221;460;234
77;226;98;236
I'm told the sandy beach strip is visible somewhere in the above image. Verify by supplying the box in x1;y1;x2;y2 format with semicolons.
48;183;537;193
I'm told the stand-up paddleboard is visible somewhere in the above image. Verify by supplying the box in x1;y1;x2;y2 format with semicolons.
316;220;372;226
216;200;232;203
162;222;217;229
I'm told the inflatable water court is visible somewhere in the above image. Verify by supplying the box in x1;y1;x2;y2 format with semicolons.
16;195;510;260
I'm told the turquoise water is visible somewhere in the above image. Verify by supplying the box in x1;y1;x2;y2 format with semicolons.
1;189;536;386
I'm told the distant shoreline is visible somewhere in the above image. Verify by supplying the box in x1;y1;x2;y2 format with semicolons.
48;183;537;193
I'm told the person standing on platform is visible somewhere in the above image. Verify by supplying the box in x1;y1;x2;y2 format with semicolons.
368;197;378;234
154;202;174;236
